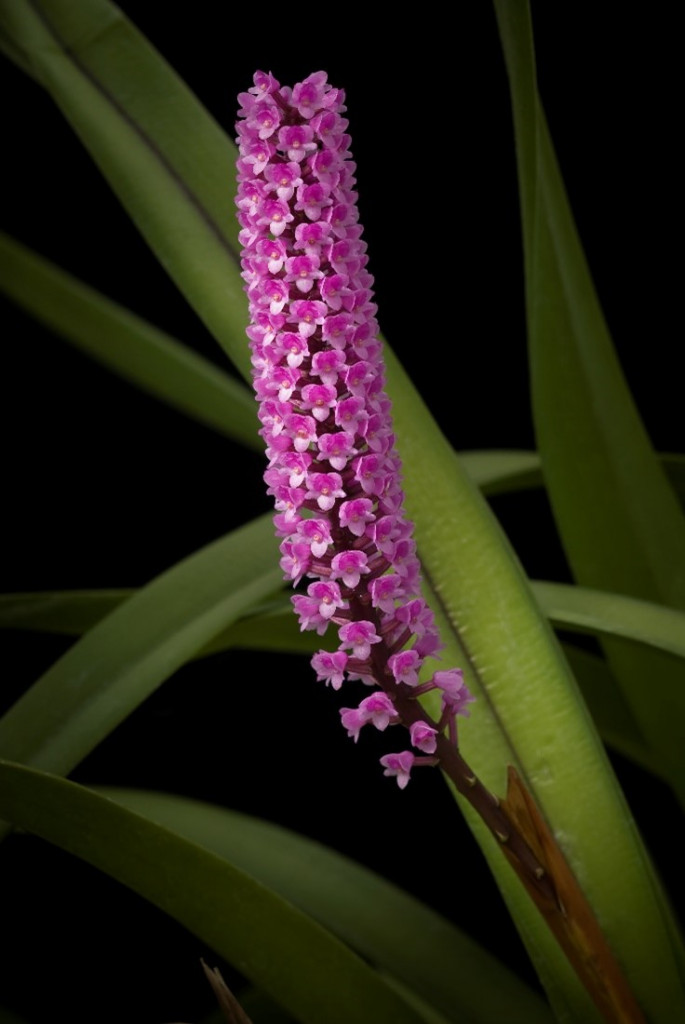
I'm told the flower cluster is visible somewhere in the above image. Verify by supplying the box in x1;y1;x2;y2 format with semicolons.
236;71;474;787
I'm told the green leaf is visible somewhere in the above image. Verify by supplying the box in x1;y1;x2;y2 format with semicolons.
663;453;685;507
0;516;281;784
0;589;324;659
0;0;250;378
0;589;133;636
0;1008;31;1024
98;788;553;1024
560;643;658;776
0;763;426;1024
493;1;685;807
460;450;685;505
7;579;685;663
458;450;542;495
100;789;556;1024
533;581;685;660
384;338;685;1022
1;583;669;783
0;231;260;451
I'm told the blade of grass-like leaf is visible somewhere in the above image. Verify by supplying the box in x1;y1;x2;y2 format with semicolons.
533;582;685;660
493;1;685;807
0;589;330;663
0;589;323;658
663;454;685;507
6;580;685;661
0;516;281;792
0;589;132;635
0;1008;31;1024
0;763;427;1024
459;450;542;495
560;643;657;777
462;451;685;502
384;338;685;1022
98;788;554;1024
0;230;260;451
0;0;251;379
0;582;673;782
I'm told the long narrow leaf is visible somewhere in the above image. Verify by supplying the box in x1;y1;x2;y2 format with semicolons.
0;516;281;783
385;347;685;1021
460;451;685;504
98;788;555;1024
0;762;427;1024
0;580;677;786
0;0;251;378
533;582;685;660
0;589;133;635
560;644;657;777
493;1;685;808
5;580;685;661
0;231;260;450
459;450;542;495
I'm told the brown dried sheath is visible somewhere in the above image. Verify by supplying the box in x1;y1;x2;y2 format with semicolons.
500;766;647;1024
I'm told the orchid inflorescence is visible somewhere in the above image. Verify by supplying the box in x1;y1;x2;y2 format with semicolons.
235;70;475;789
233;74;654;1012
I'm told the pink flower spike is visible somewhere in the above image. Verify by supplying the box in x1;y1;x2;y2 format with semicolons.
379;751;416;790
237;71;472;792
409;721;438;754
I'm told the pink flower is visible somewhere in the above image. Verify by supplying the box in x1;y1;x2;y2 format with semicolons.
379;751;416;790
358;692;398;731
388;649;422;688
312;650;348;690
409;721;438;754
338;620;382;661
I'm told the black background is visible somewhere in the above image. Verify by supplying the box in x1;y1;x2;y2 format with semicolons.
1;3;682;1022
